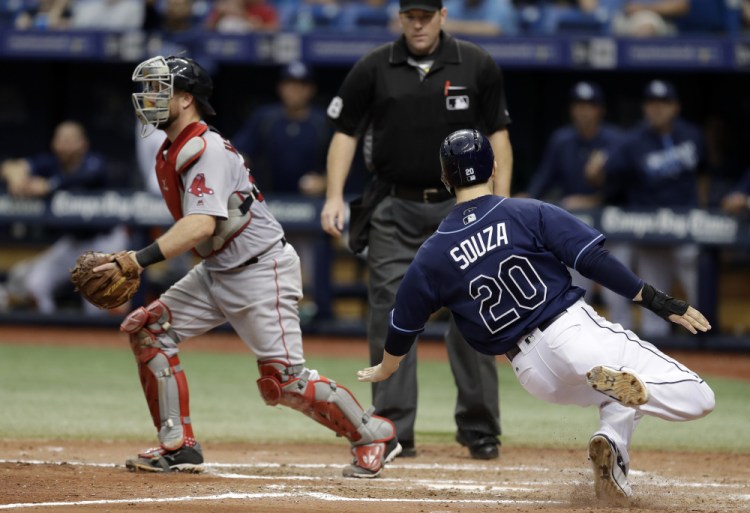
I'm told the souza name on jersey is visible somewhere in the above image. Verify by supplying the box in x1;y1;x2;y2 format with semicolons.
448;221;510;271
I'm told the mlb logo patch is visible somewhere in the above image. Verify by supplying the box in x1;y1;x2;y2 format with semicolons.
446;95;470;110
463;213;476;225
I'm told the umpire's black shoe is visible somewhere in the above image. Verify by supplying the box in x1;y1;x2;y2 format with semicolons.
126;442;205;473
396;439;417;458
456;431;500;460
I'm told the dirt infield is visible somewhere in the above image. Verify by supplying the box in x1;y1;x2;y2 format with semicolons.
1;440;748;512
1;326;749;512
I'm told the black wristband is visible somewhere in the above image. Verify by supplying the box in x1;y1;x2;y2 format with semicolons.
135;242;166;268
640;282;689;319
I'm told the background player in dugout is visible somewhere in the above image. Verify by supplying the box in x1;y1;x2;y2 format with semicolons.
0;120;129;314
518;81;627;329
98;54;400;477
358;129;714;504
587;79;707;338
320;0;512;459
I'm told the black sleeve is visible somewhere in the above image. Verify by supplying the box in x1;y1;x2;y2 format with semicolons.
327;51;379;135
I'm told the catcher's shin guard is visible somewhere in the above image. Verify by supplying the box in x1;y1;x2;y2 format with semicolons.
256;360;396;446
121;301;195;450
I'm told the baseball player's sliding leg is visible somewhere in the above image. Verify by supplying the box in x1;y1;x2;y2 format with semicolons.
257;359;401;478
510;299;715;502
120;300;204;473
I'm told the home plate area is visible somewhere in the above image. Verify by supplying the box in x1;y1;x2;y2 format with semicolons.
0;441;748;513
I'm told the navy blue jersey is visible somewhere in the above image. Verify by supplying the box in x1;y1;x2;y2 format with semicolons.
28;152;109;193
28;151;112;239
388;195;603;356
527;123;623;199
735;168;750;195
604;119;706;208
232;104;332;193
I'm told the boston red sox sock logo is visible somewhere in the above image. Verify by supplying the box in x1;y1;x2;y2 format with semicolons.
189;173;214;197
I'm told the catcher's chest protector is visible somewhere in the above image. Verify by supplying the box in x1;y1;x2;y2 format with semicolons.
155;121;208;220
155;122;253;258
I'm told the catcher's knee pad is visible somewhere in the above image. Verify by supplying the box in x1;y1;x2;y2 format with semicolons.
122;301;193;450
256;360;396;446
121;300;179;363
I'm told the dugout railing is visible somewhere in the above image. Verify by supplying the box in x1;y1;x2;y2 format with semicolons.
0;191;748;352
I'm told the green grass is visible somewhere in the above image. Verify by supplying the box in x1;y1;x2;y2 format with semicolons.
0;343;748;453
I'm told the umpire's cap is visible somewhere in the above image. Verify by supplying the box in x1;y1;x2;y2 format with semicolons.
440;129;494;191
167;56;216;116
400;0;442;12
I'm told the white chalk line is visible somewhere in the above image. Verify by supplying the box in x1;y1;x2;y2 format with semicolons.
1;458;748;510
0;492;565;510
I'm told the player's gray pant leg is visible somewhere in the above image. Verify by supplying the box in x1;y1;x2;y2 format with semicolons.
445;316;500;437
21;238;75;313
634;245;699;338
367;197;419;442
368;196;499;442
22;226;128;314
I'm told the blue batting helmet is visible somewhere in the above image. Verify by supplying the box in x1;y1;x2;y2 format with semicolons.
439;129;494;191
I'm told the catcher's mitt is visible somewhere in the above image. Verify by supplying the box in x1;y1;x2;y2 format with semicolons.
70;251;141;309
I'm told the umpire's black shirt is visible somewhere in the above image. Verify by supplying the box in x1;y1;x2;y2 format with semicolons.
327;31;511;188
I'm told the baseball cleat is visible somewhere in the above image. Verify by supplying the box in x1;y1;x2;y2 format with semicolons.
342;437;402;478
125;442;205;473
588;434;632;502
586;365;649;406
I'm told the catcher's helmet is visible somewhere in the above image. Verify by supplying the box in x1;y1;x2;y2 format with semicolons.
166;56;216;116
132;55;215;137
439;129;494;191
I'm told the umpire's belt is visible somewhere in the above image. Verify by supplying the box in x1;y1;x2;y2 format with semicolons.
505;310;567;362
236;237;287;268
390;185;453;203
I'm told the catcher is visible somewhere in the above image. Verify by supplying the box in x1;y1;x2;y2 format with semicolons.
72;55;400;476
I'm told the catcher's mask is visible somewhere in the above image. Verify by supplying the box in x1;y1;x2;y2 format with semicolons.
132;55;216;137
439;129;494;192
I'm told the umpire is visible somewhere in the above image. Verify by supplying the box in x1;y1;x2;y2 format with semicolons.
320;0;513;459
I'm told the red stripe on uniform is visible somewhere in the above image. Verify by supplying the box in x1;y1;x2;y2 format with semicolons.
273;258;290;363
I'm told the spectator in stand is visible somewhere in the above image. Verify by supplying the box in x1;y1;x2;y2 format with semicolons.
588;79;707;338
514;0;608;35
143;0;202;36
0;121;129;314
14;0;71;30
613;0;732;37
339;0;398;32
69;0;145;30
232;61;332;318
278;0;344;32
443;0;519;36
520;81;625;309
142;0;207;58
205;0;278;33
721;168;750;216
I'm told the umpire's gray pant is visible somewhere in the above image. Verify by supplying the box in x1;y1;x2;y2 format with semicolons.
367;195;500;444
